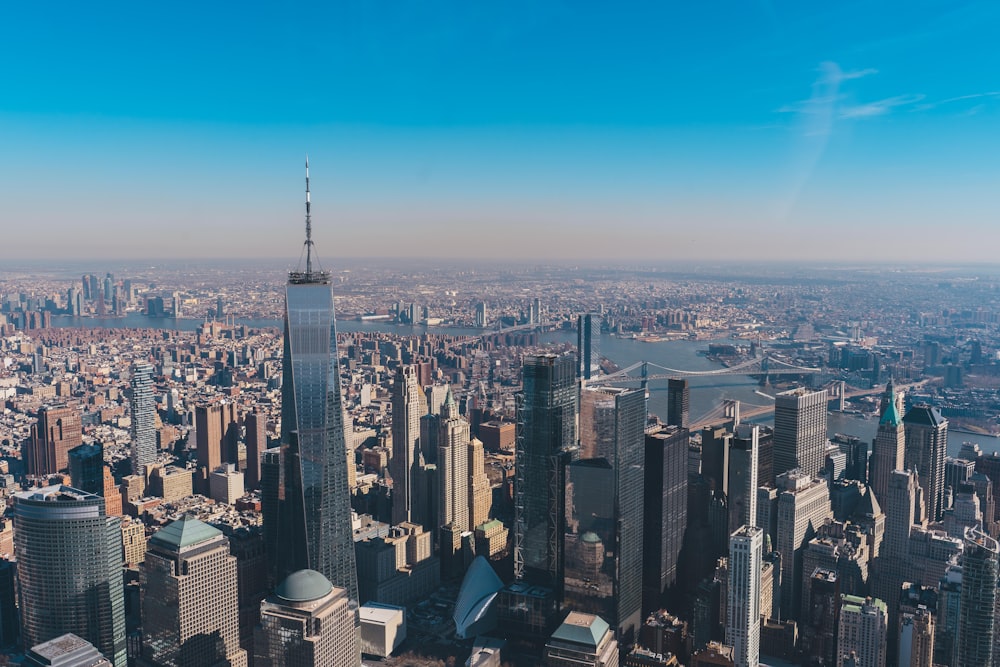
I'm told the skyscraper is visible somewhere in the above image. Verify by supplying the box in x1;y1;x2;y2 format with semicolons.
903;405;948;523
195;401;238;493
775;470;832;620
577;313;600;380
564;386;645;639
773;388;828;479
898;607;935;667
244;408;266;490
140;517;247;667
256;570;357;667
727;525;763;667
25;404;82;476
469;436;492;530
728;424;759;535
391;365;427;526
68;443;104;495
438;388;471;564
13;486;126;667
269;160;358;602
130;361;157;476
515;353;577;591
667;378;690;429
957;527;998;667
642;425;689;614
837;595;888;667
869;383;904;506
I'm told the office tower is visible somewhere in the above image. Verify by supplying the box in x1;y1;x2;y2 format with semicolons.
898;607;934;667
391;365;427;526
515;353;577;591
475;301;488;328
243;408;266;489
0;559;17;649
799;568;839;666
869;387;904;506
775;471;832;620
438;389;470;563
260;448;281;578
210;463;245;504
874;469;917;652
130;362;156;476
727;525;763;667
269;160;358;601
68;442;103;495
256;570;358;667
564;386;645;638
25;404;82;476
469;436;492;529
728;424;759;535
667;378;690;429
577;313;600;380
836;595;887;667
936;566;962;666
773;388;828;479
13;486;126;667
24;634;113;667
957;527;998;667
944;482;982;539
903;405;948;522
642;425;689;613
544;612;618;667
140;517;247;667
195;402;238;492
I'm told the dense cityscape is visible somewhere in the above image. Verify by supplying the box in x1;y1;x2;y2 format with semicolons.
3;179;1000;666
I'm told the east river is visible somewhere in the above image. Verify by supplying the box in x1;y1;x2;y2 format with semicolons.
50;315;1000;456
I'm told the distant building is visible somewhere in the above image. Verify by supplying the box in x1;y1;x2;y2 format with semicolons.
775;470;832;620
667;379;689;429
130;362;157;476
194;402;238;494
256;569;358;666
727;525;762;667
390;365;427;526
903;405;948;522
67;443;103;495
642;425;689;613
210;463;245;505
25;404;82;476
773;388;828;479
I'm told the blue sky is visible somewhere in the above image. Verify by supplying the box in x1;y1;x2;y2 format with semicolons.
1;1;999;262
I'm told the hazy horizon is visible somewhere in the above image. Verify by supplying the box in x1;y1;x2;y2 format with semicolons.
3;3;999;262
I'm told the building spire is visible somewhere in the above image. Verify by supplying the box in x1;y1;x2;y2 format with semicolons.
304;155;313;276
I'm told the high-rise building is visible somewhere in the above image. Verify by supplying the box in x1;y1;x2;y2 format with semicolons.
195;401;238;493
267;160;359;602
438;388;471;564
469;436;492;530
130;362;156;476
773;388;828;479
727;525;763;667
25;404;82;476
903;405;948;523
68;443;104;495
728;424;759;535
775;471;832;620
898;607;934;667
564;386;645;638
544;612;618;667
140;517;247;667
667;379;690;429
255;569;358;667
577;313;600;380
874;469;918;650
13;486;126;667
24;634;113;667
243;408;266;490
391;365;427;526
869;383;904;507
836;595;887;667
642;425;689;614
515;353;577;591
957;527;998;667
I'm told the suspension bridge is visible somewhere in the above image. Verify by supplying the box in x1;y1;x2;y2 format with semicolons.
587;352;822;385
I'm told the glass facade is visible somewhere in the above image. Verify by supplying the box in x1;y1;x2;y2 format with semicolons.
274;278;358;603
130;361;157;475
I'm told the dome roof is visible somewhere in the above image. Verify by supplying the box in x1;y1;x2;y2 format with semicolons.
276;569;333;603
581;531;602;544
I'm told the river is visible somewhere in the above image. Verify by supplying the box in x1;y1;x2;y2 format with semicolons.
48;316;999;455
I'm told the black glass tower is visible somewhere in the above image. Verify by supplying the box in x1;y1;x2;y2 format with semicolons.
269;160;358;604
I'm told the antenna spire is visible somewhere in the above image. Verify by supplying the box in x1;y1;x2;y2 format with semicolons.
304;155;313;276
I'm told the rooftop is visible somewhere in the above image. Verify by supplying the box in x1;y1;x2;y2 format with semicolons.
550;612;611;648
149;516;222;550
276;569;334;603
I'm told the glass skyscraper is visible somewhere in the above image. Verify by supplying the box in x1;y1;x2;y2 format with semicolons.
269;161;358;604
13;486;126;667
515;353;577;592
130;361;156;476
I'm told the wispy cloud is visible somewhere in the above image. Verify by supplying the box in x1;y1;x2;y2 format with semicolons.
840;94;925;118
914;91;1000;111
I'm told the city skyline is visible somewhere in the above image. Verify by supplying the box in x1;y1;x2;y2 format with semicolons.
3;3;1000;262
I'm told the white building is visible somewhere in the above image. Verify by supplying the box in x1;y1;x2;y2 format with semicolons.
727;525;762;667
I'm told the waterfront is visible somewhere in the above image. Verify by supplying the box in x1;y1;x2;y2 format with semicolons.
48;316;1000;456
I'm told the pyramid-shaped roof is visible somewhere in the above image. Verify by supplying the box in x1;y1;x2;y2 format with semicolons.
150;516;221;550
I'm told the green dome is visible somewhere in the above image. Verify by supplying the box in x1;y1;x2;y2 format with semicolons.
276;569;333;603
581;531;602;544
